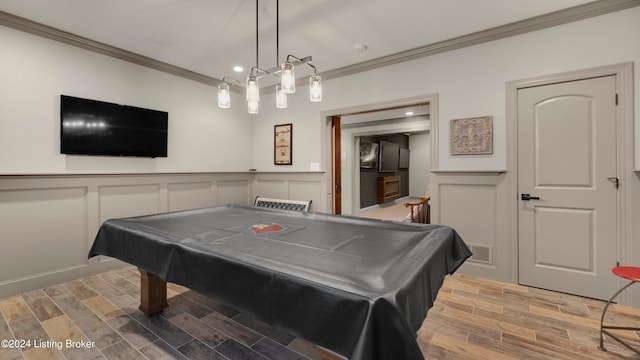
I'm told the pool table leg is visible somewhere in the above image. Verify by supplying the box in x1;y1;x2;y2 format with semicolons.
138;268;168;316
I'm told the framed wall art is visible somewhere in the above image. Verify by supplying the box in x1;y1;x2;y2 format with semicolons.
450;116;493;155
359;141;378;169
274;123;292;165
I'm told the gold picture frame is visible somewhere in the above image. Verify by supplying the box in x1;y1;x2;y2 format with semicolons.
274;123;292;165
450;116;493;155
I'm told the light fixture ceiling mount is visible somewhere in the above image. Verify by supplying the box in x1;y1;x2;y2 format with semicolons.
217;0;322;113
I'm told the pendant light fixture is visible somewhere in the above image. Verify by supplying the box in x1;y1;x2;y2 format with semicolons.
247;100;259;114
280;61;295;94
217;81;230;109
246;73;259;103
247;0;261;114
274;0;287;109
217;0;322;113
275;84;287;108
309;73;322;102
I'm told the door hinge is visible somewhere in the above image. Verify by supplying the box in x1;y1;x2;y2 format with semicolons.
615;93;619;105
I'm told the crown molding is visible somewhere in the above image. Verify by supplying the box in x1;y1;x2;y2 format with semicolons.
321;0;640;81
0;10;221;87
1;0;638;87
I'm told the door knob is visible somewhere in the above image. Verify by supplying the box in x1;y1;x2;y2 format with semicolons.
521;193;540;201
607;176;620;189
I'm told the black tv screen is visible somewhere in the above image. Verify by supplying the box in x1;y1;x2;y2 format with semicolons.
378;140;400;172
60;95;168;158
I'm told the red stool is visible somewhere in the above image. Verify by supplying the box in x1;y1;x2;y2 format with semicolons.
598;266;640;354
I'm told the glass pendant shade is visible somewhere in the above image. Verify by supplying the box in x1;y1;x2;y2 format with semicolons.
280;61;296;94
275;85;287;109
217;82;230;109
246;73;259;102
248;100;259;114
309;74;322;102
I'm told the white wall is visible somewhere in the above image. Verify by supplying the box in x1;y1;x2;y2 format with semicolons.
409;132;431;196
1;7;637;197
0;25;253;174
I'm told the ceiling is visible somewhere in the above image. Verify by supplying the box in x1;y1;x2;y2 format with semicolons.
0;0;601;88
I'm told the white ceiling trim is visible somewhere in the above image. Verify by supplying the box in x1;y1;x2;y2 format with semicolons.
1;0;638;88
322;0;640;82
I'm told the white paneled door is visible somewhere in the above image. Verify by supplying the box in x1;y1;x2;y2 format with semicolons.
518;76;619;300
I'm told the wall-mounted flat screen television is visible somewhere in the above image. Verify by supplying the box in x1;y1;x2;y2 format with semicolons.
60;95;168;158
378;140;400;172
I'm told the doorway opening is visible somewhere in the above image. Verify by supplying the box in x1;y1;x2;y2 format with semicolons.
324;94;438;216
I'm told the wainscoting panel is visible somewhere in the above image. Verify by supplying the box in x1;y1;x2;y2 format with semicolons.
252;172;328;212
438;184;496;253
252;179;287;200
0;186;88;283
431;171;510;282
98;183;162;222
216;179;251;206
288;181;324;212
168;181;214;212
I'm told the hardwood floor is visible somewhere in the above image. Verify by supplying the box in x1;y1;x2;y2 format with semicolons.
0;266;345;360
358;199;414;222
1;266;639;359
420;274;640;359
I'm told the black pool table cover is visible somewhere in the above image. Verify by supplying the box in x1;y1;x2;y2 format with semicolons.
89;204;471;360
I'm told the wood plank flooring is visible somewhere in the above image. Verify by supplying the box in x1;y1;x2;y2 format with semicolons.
359;200;414;222
2;266;640;359
420;274;640;359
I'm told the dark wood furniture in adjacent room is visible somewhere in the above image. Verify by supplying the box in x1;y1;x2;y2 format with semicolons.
405;191;431;224
377;175;401;203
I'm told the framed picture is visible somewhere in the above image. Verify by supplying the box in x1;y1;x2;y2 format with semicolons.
450;116;493;155
359;142;378;169
274;123;292;165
